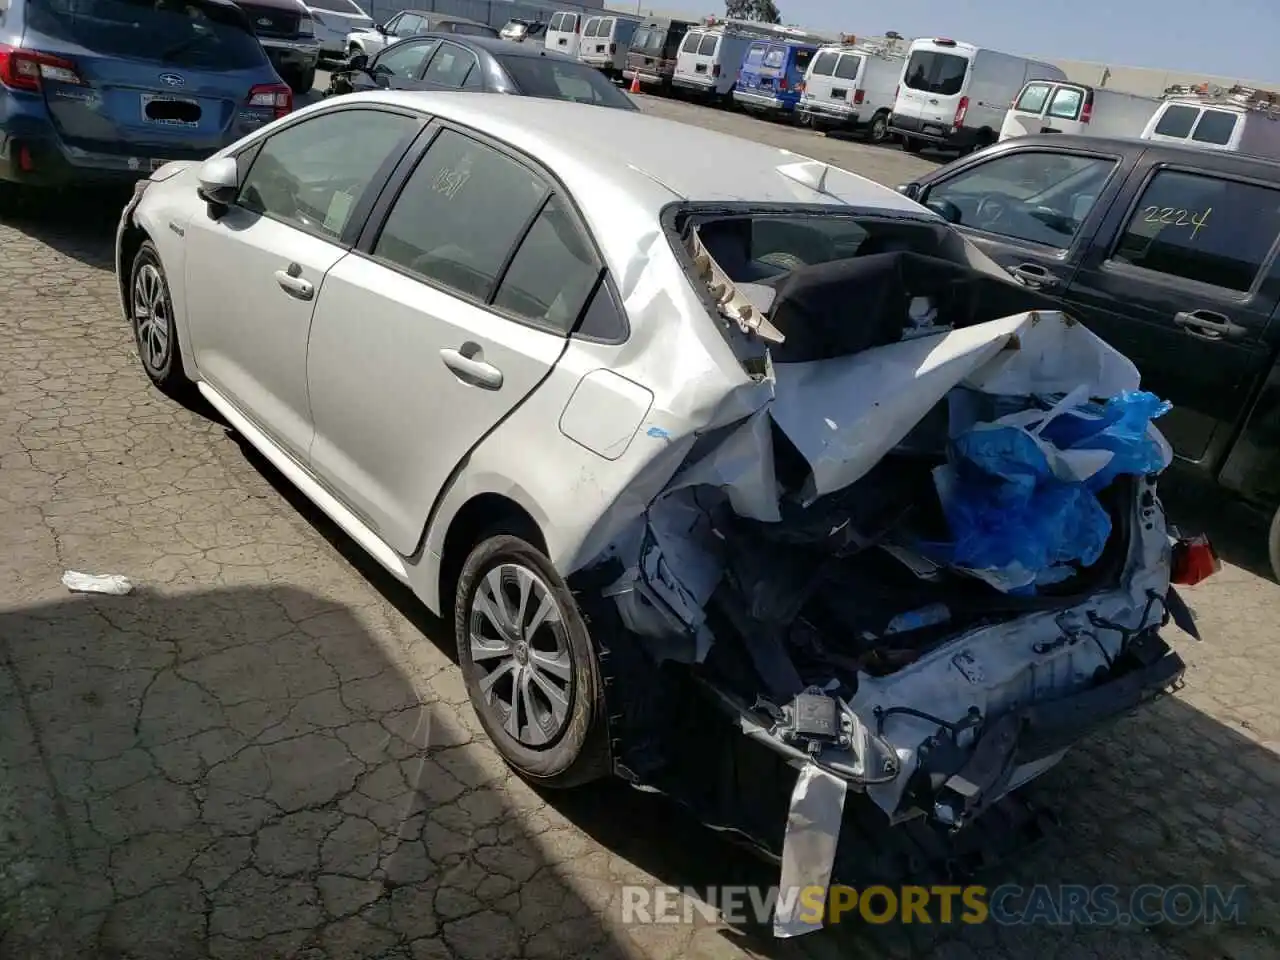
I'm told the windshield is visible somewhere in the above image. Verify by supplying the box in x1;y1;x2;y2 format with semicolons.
902;49;969;96
500;55;638;109
307;0;364;13
26;0;265;67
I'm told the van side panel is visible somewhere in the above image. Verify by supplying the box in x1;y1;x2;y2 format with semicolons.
1088;89;1162;138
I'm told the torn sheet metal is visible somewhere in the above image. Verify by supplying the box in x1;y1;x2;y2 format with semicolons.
773;763;848;938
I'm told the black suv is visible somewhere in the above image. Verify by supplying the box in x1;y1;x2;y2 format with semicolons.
234;0;322;93
901;134;1280;578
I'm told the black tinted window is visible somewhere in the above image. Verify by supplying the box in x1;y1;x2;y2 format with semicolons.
697;33;717;55
583;17;600;36
494;195;600;332
832;54;860;80
548;12;564;30
26;0;265;67
678;29;697;52
499;56;636;108
1192;110;1238;145
239;110;415;237
575;276;626;341
373;130;547;300
1153;104;1197;138
1113;170;1280;291
811;51;837;76
793;48;814;73
423;43;476;87
902;50;968;96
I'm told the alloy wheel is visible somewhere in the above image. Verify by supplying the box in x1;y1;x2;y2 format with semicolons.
467;563;574;748
871;115;888;142
133;263;171;374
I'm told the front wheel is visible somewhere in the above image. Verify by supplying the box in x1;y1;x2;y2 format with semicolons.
129;241;191;398
455;534;610;788
1268;505;1280;584
867;111;890;143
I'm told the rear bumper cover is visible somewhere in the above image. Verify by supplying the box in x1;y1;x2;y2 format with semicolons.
261;37;321;72
889;113;980;147
733;88;797;112
1;121;226;188
798;99;859;123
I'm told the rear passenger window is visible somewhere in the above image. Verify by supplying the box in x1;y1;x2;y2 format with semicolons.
697;34;717;56
1192;110;1238;145
1113;170;1280;291
493;195;600;332
745;44;764;64
1153;105;1198;138
238;109;415;239
833;54;860;81
583;17;600;36
1014;82;1052;113
373;130;547;301
680;31;700;53
1046;86;1084;120
811;51;837;76
763;48;785;68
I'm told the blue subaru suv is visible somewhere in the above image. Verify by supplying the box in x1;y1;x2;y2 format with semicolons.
1;0;293;199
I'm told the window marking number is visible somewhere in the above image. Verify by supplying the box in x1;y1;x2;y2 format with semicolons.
1141;204;1211;240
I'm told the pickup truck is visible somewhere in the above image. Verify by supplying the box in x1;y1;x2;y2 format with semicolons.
898;134;1280;579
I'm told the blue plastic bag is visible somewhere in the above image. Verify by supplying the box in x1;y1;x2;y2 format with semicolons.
1035;390;1172;490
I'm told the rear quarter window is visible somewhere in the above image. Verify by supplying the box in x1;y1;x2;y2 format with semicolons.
763;47;785;69
1192;110;1239;145
745;44;764;65
833;54;860;81
792;47;814;73
680;30;700;52
697;33;717;56
811;51;837;76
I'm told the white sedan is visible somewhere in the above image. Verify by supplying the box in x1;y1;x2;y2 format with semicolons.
115;91;1198;927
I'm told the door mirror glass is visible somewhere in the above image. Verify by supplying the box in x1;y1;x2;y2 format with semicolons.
925;198;962;223
196;156;239;207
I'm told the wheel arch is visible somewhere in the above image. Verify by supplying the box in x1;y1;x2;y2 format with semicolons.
434;492;549;620
123;202;200;382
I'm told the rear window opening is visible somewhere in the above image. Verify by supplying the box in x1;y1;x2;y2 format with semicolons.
1153;104;1198;138
1015;82;1053;113
498;56;637;109
1192;109;1238;145
792;48;814;73
902;49;969;96
1046;86;1085;121
26;0;266;67
832;54;860;81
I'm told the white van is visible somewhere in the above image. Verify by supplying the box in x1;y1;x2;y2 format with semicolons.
1000;82;1160;141
1141;96;1280;157
672;18;822;100
579;14;641;78
798;43;903;142
889;37;1066;154
544;11;584;60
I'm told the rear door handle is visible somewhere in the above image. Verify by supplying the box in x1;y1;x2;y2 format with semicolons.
1008;262;1058;289
440;347;503;390
274;265;314;301
1174;309;1246;341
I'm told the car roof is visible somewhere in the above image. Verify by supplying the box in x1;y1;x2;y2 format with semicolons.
349;91;930;212
986;132;1280;170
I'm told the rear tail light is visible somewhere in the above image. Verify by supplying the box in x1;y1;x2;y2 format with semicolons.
778;76;788;90
248;82;293;119
0;44;85;91
1081;91;1094;123
17;143;35;172
712;63;721;77
953;95;969;127
853;88;865;104
1171;535;1220;586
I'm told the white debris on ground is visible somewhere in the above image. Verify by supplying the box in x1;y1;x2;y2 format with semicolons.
60;571;134;596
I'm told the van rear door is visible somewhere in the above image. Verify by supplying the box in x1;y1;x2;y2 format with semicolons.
1001;80;1054;140
899;43;971;130
1041;84;1089;134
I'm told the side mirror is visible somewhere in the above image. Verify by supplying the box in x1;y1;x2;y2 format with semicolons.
374;21;386;33
925;198;963;224
347;52;368;71
897;182;921;201
196;156;238;212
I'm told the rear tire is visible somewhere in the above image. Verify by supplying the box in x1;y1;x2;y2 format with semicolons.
902;136;924;154
1268;505;1280;584
867;111;890;143
286;66;316;94
455;534;610;789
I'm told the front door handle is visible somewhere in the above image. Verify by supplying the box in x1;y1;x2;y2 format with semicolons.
1174;309;1246;341
1008;262;1058;289
440;347;503;390
274;264;314;301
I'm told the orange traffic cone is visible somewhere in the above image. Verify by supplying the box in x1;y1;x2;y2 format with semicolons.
629;74;641;95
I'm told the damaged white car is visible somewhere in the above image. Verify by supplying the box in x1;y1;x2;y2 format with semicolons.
115;92;1216;935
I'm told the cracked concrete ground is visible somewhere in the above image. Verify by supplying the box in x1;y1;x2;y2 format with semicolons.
1;121;1278;960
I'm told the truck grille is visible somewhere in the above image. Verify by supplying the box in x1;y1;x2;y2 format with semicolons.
240;4;300;37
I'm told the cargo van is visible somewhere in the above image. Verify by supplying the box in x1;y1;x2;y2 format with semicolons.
622;18;695;91
1141;92;1280;157
1000;81;1160;140
580;14;641;78
732;39;819;116
798;43;903;141
544;11;584;60
889;37;1066;154
672;18;822;101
